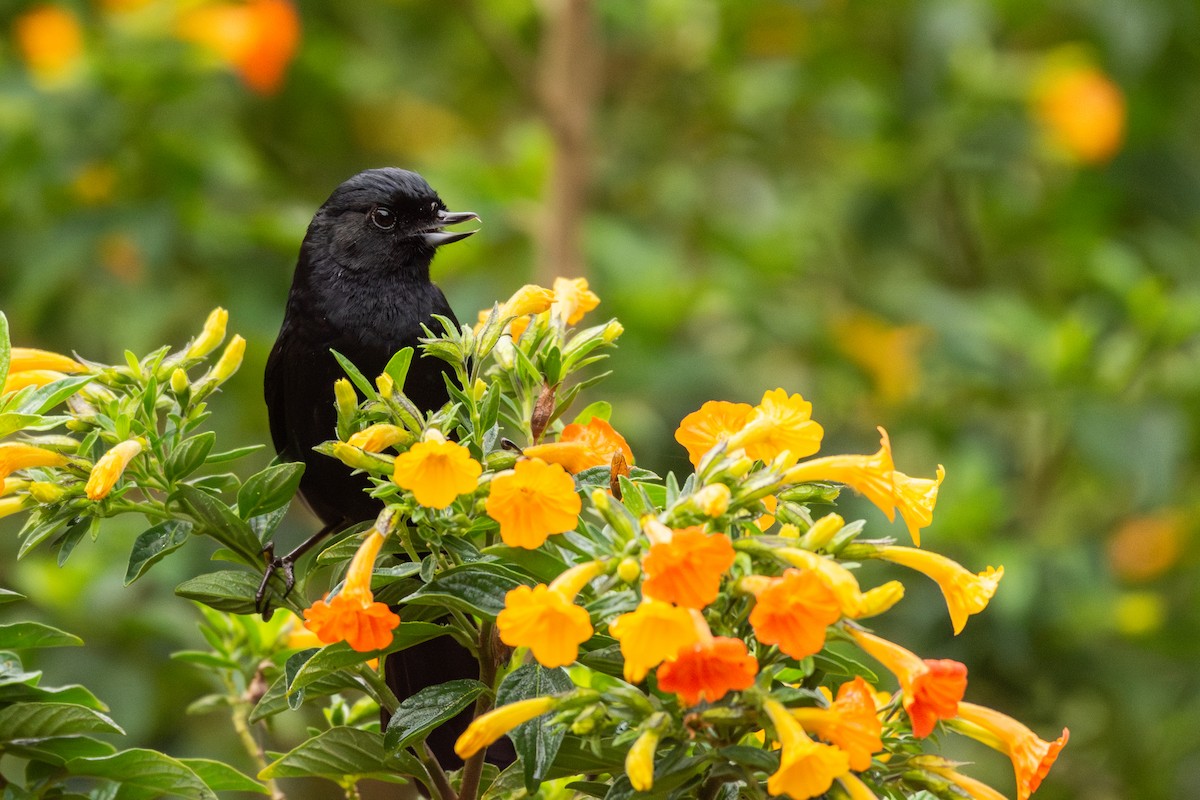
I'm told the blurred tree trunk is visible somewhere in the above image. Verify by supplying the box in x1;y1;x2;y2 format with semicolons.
535;0;599;285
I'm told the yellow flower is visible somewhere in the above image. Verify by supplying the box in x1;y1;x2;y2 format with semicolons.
837;773;882;800
502;284;556;317
303;527;400;652
911;756;1008;800
675;400;755;468
791;677;883;771
3;370;66;395
847;628;967;738
893;466;945;547
522;417;634;475
0;479;29;497
833;312;927;405
485;458;582;548
875;546;1002;635
497;561;605;668
625;724;663;792
8;348;85;374
185;307;228;359
609;599;700;683
0;443;70;482
177;0;300;96
730;389;824;466
774;547;883;619
85;439;144;501
454;696;559;760
210;335;245;382
15;5;83;85
1033;52;1125;164
0;495;34;519
347;424;410;453
763;698;851;799
392;439;482;509
550;277;600;325
951;702;1069;800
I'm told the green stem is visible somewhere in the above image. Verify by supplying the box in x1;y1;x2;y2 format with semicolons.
358;662;400;715
420;743;458;800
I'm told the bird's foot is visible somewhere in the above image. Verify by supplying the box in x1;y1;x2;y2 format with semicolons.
255;543;298;618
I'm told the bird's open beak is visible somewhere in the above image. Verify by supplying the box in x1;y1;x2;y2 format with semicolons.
420;210;480;247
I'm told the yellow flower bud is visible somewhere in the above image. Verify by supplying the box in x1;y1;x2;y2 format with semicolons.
1;479;30;497
28;481;69;504
347;424;410;454
0;495;33;519
626;727;660;791
617;557;640;583
210;335;245;383
186;307;228;359
86;438;144;501
376;373;395;398
454;696;559;759
334;378;357;417
692;484;731;517
854;580;906;619
170;368;190;395
602;320;624;344
330;442;396;473
798;513;844;551
472;378;488;402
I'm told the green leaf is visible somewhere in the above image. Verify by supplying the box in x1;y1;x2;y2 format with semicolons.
204;444;266;463
174;570;262;614
495;664;573;792
65;749;216;799
0;587;26;604
249;503;290;543
330;349;379;401
0;681;107;710
3;735;117;766
125;521;192;585
571;401;611;425
383;347;415;389
288;623;452;693
259;726;411;783
0;413;70;438
250;670;361;723
718;745;778;771
164;432;216;481
237;462;304;519
176;759;268;794
0;703;124;741
812;649;878;684
174;484;260;563
16;375;95;415
480;545;570;585
383;679;487;752
404;563;534;620
0;621;83;650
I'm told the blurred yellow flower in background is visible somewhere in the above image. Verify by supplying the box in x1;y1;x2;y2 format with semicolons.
833;312;927;405
15;5;84;86
1033;49;1125;164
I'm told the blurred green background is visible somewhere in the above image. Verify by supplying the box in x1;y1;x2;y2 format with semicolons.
3;1;1199;798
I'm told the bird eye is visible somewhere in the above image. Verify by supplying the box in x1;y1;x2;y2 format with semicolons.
369;206;396;231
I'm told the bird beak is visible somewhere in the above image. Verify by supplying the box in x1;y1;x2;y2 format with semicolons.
420;210;481;247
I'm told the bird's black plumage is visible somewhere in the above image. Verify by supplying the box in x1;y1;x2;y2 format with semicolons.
265;168;505;769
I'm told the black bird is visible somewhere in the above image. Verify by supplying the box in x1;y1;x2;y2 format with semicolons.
264;168;502;769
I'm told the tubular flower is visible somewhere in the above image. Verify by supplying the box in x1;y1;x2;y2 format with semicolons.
952;702;1069;800
8;348;85;374
763;699;851;799
347;423;410;453
497;561;605;668
641;526;735;609
892;466;944;547
86;439;144;501
550;277;600;325
485;458;582;548
730;389;825;466
502;284;556;318
657;636;758;706
523;417;634;475
455;696;559;760
185;307;228;359
875;545;1002;635
747;569;842;659
674;400;754;468
755;494;778;531
775;548;889;619
791;677;883;771
784;427;896;524
392;438;482;509
303;528;399;652
0;443;70;482
3;370;66;394
911;756;1008;800
849;628;967;738
0;495;34;519
625;719;667;792
837;773;882;800
609;599;700;683
1;479;29;497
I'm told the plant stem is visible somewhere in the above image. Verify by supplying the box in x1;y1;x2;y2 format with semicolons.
458;621;500;800
420;743;458;800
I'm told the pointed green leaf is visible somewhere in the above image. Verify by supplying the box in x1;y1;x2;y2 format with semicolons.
0;682;107;710
289;622;452;693
174;570;262;614
0;621;83;650
164;432;216;481
495;664;573;792
174;484;259;563
250;670;361;723
4;735;117;766
0;703;123;741
404;563;534;620
383;347;415;390
16;375;95;415
383;679;487;752
237;463;304;519
480;546;570;585
125;521;192;585
0;587;26;604
176;759;268;794
258;726;411;783
66;749;216;799
330;349;379;400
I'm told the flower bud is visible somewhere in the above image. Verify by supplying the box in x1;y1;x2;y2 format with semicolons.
617;557;640;583
211;335;245;383
854;580;906;619
330;442;395;474
692;483;731;517
472;378;488;402
347;424;410;453
602;320;624;344
170;368;190;395
376;373;395;398
0;495;33;519
86;438;144;501
28;481;69;504
797;512;844;551
186;307;228;359
334;378;357;419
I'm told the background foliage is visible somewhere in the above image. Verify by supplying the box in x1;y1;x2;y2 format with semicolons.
2;1;1199;798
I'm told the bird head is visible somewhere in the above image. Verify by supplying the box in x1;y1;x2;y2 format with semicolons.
304;168;479;279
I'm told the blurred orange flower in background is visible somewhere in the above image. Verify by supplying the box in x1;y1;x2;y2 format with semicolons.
178;0;300;95
1033;50;1125;164
14;5;83;86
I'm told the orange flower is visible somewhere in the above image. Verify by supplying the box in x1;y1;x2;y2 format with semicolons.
730;388;824;466
747;569;842;659
86;439;144;500
763;698;851;799
522;417;634;475
674;400;753;468
848;628;967;738
496;561;605;668
791;677;883;771
657;636;758;706
774;547;903;619
8;348;85;374
178;0;301;95
875;545;1002;635
3;370;66;395
641;526;735;609
391;437;482;509
953;702;1069;800
15;5;83;85
755;494;778;531
347;423;410;453
550;277;600;325
0;443;70;482
485;458;582;548
303;528;399;652
1033;56;1124;164
608;600;700;683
